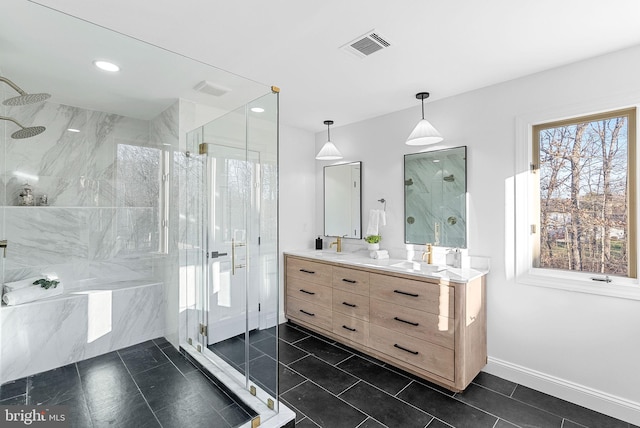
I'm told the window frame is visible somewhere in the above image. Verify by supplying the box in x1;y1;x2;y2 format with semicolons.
515;104;640;301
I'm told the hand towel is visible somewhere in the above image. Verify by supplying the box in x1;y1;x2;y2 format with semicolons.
370;250;389;259
366;209;379;236
3;277;42;293
2;283;64;306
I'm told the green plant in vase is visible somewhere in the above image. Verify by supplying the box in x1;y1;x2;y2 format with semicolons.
364;235;381;250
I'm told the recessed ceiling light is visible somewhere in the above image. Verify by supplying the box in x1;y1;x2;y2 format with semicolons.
251;107;265;113
93;60;120;72
67;128;80;133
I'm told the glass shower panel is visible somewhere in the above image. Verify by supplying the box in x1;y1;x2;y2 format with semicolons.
245;93;279;402
184;90;279;414
184;127;205;353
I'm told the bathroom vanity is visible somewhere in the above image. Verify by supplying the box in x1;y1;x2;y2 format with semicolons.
284;251;487;392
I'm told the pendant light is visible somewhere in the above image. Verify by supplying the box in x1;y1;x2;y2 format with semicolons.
406;92;443;146
316;120;343;160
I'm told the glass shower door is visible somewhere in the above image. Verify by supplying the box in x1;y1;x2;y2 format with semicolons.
203;144;260;346
185;90;279;414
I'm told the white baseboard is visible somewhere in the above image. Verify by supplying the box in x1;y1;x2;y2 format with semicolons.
485;357;640;426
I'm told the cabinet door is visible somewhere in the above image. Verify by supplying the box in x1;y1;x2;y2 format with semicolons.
370;324;454;381
332;289;369;321
287;296;332;331
332;266;370;296
287;276;332;309
370;273;454;317
370;299;453;349
332;312;369;345
287;257;332;285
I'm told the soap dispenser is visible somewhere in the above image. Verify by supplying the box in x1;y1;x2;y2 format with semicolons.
315;236;323;250
446;248;462;268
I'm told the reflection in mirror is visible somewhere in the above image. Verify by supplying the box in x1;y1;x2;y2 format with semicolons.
324;162;362;238
404;147;467;247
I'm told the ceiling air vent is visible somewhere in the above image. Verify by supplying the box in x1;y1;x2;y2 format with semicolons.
341;30;391;59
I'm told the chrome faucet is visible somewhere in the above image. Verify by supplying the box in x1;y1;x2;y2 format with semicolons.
421;243;433;264
329;236;342;253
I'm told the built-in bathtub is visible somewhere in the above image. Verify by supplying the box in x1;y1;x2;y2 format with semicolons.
0;279;164;383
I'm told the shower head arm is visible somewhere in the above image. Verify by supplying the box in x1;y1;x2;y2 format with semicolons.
0;116;27;129
0;77;27;96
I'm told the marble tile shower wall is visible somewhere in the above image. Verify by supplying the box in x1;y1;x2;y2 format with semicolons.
0;100;168;287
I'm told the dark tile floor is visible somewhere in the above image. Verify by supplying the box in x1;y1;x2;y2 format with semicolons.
2;324;637;428
0;338;253;428
277;322;637;428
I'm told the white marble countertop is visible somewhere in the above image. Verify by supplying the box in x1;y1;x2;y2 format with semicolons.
284;249;488;283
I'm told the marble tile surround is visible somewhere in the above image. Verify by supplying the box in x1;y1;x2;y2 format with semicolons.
0;100;169;286
0;281;164;383
0;98;179;382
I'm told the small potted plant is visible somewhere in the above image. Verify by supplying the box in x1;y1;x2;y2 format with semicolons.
364;235;381;250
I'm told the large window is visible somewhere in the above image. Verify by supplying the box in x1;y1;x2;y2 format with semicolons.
532;108;637;279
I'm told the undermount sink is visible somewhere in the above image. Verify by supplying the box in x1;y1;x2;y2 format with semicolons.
390;261;448;273
313;251;340;257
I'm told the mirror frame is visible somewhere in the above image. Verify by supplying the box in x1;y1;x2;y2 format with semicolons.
404;146;467;248
324;161;362;238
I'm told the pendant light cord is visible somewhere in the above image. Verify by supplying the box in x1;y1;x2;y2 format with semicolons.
421;97;425;120
327;122;331;141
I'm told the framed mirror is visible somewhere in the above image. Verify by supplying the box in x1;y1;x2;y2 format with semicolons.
404;147;467;247
324;162;362;238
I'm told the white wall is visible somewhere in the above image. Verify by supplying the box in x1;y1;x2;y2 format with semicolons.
279;124;316;323
309;45;640;424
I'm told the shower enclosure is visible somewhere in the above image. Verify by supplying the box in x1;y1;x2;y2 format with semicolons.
183;90;280;414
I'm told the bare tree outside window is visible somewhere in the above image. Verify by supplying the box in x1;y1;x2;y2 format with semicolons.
533;108;637;278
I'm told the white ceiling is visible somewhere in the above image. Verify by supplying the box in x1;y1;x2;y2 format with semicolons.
11;0;640;132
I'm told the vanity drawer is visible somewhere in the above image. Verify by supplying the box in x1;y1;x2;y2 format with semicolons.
370;324;454;381
370;298;453;349
287;276;332;309
332;289;370;321
287;257;332;286
286;296;332;331
332;312;368;346
370;273;454;316
332;266;370;296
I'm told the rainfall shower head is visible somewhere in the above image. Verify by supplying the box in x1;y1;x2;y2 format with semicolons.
0;116;46;139
0;76;51;106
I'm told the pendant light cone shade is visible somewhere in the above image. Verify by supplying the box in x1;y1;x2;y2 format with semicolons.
316;120;343;160
406;92;443;146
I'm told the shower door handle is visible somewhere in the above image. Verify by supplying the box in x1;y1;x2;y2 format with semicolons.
231;239;246;275
0;240;6;258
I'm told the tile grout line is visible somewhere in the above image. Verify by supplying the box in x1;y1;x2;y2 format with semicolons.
283;377;372;425
115;344;165;428
72;363;92;426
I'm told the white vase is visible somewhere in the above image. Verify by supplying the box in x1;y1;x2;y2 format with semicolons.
367;243;380;251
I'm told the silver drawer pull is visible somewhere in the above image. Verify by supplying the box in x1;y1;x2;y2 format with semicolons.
299;289;315;295
342;302;356;308
394;344;419;355
394;317;419;327
342;325;356;332
342;278;357;284
300;269;315;274
393;289;419;297
300;309;315;317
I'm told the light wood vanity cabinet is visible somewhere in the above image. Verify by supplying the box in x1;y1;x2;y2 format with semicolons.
285;254;487;392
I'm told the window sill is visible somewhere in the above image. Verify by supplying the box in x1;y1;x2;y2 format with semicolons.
518;271;640;301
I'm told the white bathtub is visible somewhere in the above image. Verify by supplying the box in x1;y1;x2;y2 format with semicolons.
0;279;164;383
